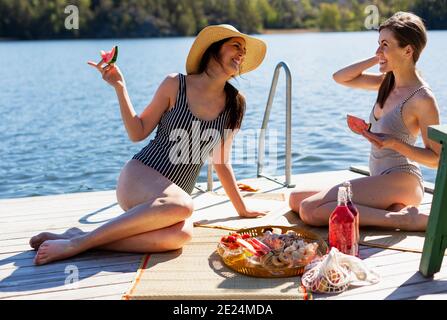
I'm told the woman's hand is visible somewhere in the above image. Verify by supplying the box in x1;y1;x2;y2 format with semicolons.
362;130;399;150
332;55;383;91
238;208;269;218
88;59;126;88
372;54;380;64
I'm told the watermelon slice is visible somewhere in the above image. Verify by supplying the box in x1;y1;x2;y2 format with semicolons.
100;46;118;65
347;114;371;135
235;238;259;256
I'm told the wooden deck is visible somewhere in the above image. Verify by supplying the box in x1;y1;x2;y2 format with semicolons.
0;168;445;300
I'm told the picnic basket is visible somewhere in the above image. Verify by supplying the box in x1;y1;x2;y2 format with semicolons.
217;225;328;278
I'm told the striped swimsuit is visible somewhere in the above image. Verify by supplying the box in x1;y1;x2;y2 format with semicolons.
132;74;231;194
368;86;430;191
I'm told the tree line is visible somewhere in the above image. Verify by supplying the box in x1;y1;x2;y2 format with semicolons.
0;0;446;40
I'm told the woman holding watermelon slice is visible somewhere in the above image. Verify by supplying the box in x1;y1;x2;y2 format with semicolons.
289;12;441;232
30;25;267;265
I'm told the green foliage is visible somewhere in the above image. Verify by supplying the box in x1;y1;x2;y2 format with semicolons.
319;3;341;31
0;0;445;39
413;0;447;29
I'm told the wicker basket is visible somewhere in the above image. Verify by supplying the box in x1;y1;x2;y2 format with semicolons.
217;225;328;278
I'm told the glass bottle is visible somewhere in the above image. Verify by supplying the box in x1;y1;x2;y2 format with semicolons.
343;181;360;257
328;186;356;256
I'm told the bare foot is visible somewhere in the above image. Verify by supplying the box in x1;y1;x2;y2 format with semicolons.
401;206;429;231
29;227;85;250
34;239;83;265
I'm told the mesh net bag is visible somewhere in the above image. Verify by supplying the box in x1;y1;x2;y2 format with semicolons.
301;247;380;294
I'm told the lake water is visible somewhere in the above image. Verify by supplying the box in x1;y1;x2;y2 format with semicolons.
1;31;446;199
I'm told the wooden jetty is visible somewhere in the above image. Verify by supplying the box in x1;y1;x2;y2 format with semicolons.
1;167;445;300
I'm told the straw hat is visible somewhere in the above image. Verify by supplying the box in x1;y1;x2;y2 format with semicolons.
186;24;267;75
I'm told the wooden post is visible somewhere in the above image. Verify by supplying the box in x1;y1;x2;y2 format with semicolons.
419;125;447;277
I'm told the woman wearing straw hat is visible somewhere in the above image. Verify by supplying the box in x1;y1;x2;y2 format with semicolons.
30;24;267;265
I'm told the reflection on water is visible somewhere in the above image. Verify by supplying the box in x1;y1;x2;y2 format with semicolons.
0;31;446;199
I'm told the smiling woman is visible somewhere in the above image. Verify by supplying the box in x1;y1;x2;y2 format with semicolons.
289;12;441;232
29;24;267;266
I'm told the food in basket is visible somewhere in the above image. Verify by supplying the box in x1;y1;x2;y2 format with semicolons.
217;229;321;271
301;247;380;293
253;230;320;269
218;233;262;265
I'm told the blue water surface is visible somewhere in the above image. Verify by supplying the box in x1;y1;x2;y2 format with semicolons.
1;31;446;199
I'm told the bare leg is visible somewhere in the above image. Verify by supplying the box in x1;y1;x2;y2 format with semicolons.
288;191;319;213
97;218;194;252
300;200;428;231
30;219;194;252
34;193;193;265
288;173;360;212
294;172;426;231
33;160;194;265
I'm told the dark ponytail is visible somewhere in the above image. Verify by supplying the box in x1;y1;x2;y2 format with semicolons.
197;38;246;130
376;72;395;109
375;12;427;109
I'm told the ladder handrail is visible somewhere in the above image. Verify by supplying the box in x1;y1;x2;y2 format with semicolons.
257;62;294;188
204;61;295;192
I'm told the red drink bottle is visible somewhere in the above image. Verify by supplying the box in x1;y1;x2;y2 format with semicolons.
328;186;356;256
344;181;360;257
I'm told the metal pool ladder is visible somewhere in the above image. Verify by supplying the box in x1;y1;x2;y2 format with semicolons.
257;61;295;188
204;61;295;192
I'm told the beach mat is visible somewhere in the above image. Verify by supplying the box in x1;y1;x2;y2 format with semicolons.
123;227;310;300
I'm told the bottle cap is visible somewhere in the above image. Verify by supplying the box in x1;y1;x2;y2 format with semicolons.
343;181;353;199
337;186;348;204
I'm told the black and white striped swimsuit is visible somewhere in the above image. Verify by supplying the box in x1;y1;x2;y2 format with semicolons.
132;73;231;194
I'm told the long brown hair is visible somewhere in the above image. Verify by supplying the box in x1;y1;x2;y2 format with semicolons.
197;38;245;130
376;12;427;109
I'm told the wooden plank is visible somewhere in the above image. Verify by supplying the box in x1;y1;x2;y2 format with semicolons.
0;253;142;279
315;254;447;300
8;282;131;300
0;249;137;267
359;247;410;259
0;212;120;228
83;293;124;300
415;293;447;300
0;190;116;206
0;230;98;249
0;226;100;241
0;275;134;300
0;264;139;289
0;193;116;211
0;217;120;237
0;250;141;271
0;211;118;226
0;202;124;223
334;274;447;300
